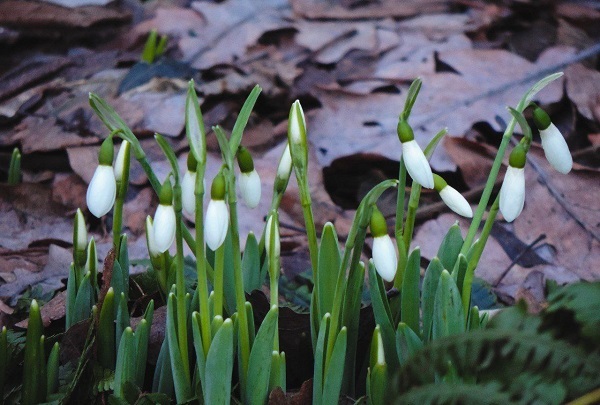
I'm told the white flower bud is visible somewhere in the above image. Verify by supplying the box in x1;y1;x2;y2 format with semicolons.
277;143;292;181
145;216;160;258
499;166;525;223
540;123;572;174
265;214;280;257
372;235;397;282
402;140;434;189
182;169;197;216
205;199;229;250
439;186;473;218
86;165;116;218
113;140;130;182
153;204;176;253
239;169;261;208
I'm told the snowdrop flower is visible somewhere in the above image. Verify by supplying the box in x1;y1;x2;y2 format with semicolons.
152;179;176;253
237;146;261;208
274;142;292;195
287;100;308;171
113;140;130;183
397;120;434;189
182;153;198;216
433;174;473;218
205;173;229;251
87;137;116;218
265;213;280;258
370;208;397;282
145;216;160;259
499;144;526;223
73;208;87;266
533;106;572;174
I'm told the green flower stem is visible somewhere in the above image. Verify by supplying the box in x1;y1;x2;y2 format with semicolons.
213;246;225;318
298;175;319;273
226;173;251;396
113;165;130;256
462;194;499;317
395;159;407;240
194;164;211;357
173;181;190;380
402;183;422;252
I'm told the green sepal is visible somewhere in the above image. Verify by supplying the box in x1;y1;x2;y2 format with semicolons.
98;136;114;166
433;174;447;192
211;172;226;200
397;120;415;143
508;144;527;168
159;178;173;205
532;105;551;130
236;146;254;173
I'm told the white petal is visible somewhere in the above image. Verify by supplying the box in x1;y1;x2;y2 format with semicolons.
376;329;385;366
86;165;116;218
540;123;572;174
114;140;130;182
277;143;292;180
205;200;229;250
372;235;398;282
289;101;305;145
265;215;280;257
153;204;176;253
499;166;525;223
439;186;473;218
182;170;197;216
239;170;261;208
75;209;87;250
145;216;160;257
402;140;434;189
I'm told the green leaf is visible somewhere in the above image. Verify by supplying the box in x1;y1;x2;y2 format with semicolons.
436;222;464;271
185;80;207;165
205;319;234;405
152;339;174;397
155;133;180;181
73;272;93;324
166;293;192;402
134;316;151;387
230;85;262;156
522;72;563;108
401;248;421;337
114;327;136;398
313;313;331;405
432;270;465;340
191;312;207;396
451;253;467;297
400;78;422;121
65;264;77;329
46;342;60;397
141;30;158;63
246;305;278;405
421;258;444;342
116;293;129;347
242;232;262;292
321;327;347;404
22;300;43;405
0;326;7;398
396;322;423;366
423;128;448;158
317;223;341;320
98;287;116;370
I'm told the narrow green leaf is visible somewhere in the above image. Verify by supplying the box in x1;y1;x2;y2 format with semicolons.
98;287;116;370
205;319;234;405
73;272;93;324
65;264;77;329
230;85;262;155
421;258;444;342
246;305;278;405
401;248;421;337
242;232;262;292
468;306;481;331
134;319;150;386
8;147;21;185
211;315;224;338
522;72;563;107
46;342;60;396
369;363;388;405
114;327;136;398
155;134;180;181
451;254;468;297
166;294;192;402
0;327;7;398
432;270;465;340
508;107;532;144
141;30;158;63
313;313;331;405
191;312;207;395
22;300;43;405
245;302;255;347
400;78;422;121
116;292;129;347
152;339;174;397
423;128;448;158
317;223;341;319
396;322;423;366
437;222;464;271
322;327;347;404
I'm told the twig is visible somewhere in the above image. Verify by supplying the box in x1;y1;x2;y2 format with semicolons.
493;233;546;287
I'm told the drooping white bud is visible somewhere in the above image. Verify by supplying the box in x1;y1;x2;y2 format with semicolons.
86;165;116;218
